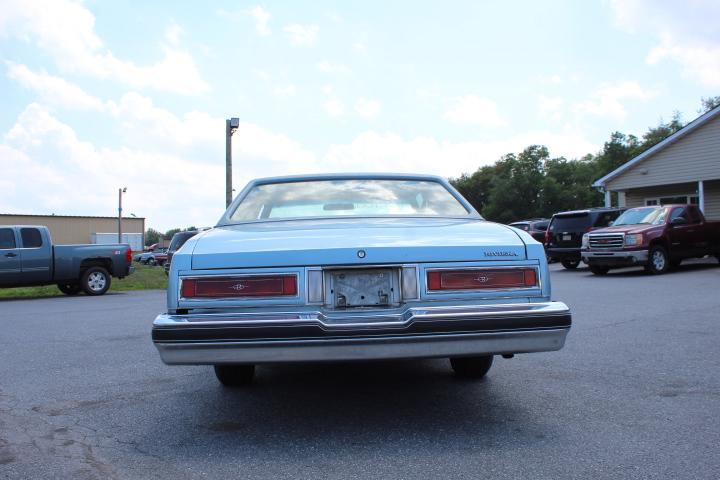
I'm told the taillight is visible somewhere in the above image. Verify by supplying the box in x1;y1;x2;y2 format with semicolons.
544;230;550;244
125;249;132;263
181;275;298;298
427;268;537;291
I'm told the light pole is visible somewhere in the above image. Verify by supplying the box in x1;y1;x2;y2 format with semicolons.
226;117;239;207
118;187;127;243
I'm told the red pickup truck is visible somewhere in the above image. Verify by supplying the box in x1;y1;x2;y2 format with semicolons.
581;204;720;275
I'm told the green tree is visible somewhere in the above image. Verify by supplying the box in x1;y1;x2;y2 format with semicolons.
700;96;720;113
165;228;181;239
145;228;161;246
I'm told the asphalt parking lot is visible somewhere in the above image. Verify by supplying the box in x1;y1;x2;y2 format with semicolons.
1;260;719;479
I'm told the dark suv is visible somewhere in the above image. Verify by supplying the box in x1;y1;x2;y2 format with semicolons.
546;207;626;269
509;219;550;243
164;230;199;275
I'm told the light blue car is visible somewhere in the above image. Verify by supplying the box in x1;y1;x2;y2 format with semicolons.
152;173;571;386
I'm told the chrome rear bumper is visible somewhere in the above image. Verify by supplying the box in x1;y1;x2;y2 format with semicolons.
152;301;571;365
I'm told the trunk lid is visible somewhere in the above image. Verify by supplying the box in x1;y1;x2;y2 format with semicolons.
190;218;527;269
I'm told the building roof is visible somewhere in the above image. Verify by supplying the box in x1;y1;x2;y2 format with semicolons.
0;213;145;220
593;104;720;188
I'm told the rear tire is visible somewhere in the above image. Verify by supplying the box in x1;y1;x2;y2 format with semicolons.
148;257;157;266
450;355;494;379
645;246;669;275
81;266;111;295
561;259;580;270
589;266;609;275
57;283;81;295
214;365;255;386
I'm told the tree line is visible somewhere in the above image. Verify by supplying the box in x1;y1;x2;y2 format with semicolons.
450;97;720;224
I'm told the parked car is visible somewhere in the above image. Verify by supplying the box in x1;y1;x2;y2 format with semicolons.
546;207;626;269
164;230;200;275
581;204;720;275
137;247;168;265
152;173;572;387
509;219;550;243
0;225;133;295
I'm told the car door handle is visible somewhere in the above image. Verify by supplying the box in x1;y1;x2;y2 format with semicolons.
4;252;17;257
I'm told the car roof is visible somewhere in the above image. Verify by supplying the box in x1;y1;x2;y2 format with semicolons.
249;172;448;185
553;207;624;217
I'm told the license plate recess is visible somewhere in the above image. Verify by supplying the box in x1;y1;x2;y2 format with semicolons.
329;269;396;308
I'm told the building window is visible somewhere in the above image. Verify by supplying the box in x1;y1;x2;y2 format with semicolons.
645;195;698;206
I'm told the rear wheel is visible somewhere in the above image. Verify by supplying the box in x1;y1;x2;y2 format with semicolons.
57;283;81;295
645;246;669;275
81;266;111;295
214;365;255;386
450;355;494;379
589;265;609;275
148;257;157;266
561;259;580;270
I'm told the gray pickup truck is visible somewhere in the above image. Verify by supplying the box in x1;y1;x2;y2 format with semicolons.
0;225;134;295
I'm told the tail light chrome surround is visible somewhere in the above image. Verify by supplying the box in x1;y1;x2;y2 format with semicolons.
180;274;298;300
425;266;539;294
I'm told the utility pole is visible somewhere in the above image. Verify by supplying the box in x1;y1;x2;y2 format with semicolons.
226;118;240;207
118;187;127;243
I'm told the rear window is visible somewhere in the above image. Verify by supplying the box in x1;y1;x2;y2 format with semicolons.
550;214;589;231
0;228;16;249
592;211;623;228
169;232;196;251
229;179;470;221
20;228;43;248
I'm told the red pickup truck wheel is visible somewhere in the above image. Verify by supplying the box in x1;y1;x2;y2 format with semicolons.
646;246;669;275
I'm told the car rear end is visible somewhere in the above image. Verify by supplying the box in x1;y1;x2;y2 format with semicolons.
152;174;571;384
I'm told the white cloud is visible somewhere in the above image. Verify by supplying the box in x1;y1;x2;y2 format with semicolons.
573;81;658;120
1;103;319;230
354;98;381;119
443;95;507;127
324;129;598;176
273;84;297;98
283;24;319;47
164;21;183;46
0;0;209;95
6;63;106;111
317;61;351;75
248;6;271;36
646;38;720;87
323;98;345;117
610;0;720;87
537;95;565;121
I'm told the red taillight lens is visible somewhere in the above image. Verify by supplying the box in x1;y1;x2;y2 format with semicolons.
125;249;132;263
181;275;298;298
544;230;550;244
427;268;537;291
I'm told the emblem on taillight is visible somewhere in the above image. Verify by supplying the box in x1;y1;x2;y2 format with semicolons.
230;283;246;291
474;275;490;283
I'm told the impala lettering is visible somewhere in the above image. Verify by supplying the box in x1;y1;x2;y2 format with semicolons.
484;251;518;257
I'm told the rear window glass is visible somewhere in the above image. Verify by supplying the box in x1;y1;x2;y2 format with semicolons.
0;228;16;249
20;228;43;248
169;232;196;251
229;179;470;221
550;214;589;231
593;211;623;228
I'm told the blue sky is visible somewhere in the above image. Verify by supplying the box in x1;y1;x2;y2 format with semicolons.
1;0;718;231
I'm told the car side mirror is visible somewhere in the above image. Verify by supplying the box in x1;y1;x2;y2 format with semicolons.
670;217;687;226
608;221;614;226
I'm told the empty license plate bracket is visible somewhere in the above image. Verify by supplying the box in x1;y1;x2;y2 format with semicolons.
330;269;394;308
